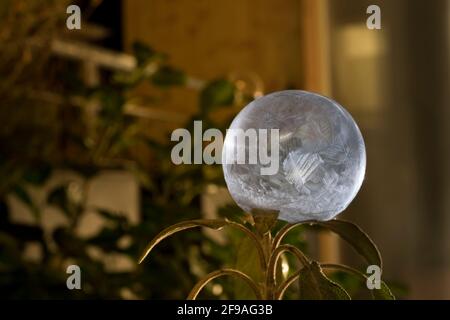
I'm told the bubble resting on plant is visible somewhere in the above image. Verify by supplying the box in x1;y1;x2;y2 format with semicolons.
222;90;366;223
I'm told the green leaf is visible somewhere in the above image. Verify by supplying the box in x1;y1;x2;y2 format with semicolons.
12;185;32;207
47;185;69;213
12;185;39;218
326;270;361;297
133;42;156;66
23;165;51;185
383;280;407;299
372;281;396;300
234;236;263;299
139;219;230;264
47;185;82;218
200;79;235;112
52;227;86;257
95;87;125;121
151;66;186;87
113;68;145;87
313;219;382;269
88;226;125;252
321;263;396;300
298;261;351;300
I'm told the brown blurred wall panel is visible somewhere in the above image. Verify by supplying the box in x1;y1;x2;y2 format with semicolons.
123;0;303;124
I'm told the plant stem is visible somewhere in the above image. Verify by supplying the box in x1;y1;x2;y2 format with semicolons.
187;268;262;300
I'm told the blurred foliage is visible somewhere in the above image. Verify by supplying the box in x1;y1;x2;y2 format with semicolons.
0;0;254;299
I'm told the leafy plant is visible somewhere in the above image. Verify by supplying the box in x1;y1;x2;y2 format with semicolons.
139;211;395;300
0;1;247;299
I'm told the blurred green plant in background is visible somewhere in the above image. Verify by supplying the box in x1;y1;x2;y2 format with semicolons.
0;0;284;299
0;0;234;299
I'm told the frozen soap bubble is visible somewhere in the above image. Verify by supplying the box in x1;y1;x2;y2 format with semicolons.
222;90;366;223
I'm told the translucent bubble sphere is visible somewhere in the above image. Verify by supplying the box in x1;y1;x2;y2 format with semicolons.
222;90;366;222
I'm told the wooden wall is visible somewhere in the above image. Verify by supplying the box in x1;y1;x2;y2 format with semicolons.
123;0;304;135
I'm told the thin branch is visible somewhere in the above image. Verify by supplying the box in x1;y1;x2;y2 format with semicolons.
275;270;300;300
187;268;262;300
272;221;314;250
225;219;267;268
268;244;310;299
321;263;367;281
138;219;266;270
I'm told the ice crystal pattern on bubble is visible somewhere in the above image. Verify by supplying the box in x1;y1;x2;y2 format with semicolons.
222;90;366;223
